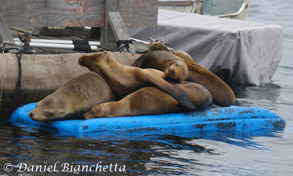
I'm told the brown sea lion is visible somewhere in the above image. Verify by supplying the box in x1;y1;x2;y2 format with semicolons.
84;82;212;119
132;50;189;82
148;40;169;52
172;51;236;106
78;52;195;110
132;41;236;107
28;72;118;121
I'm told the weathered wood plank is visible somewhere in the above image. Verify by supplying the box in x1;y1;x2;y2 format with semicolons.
1;0;158;27
0;3;13;42
119;0;158;27
32;27;88;36
108;12;130;40
0;17;13;42
2;0;105;27
157;1;194;6
100;0;118;49
108;11;135;53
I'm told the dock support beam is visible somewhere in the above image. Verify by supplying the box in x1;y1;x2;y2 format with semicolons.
100;0;135;53
0;6;13;43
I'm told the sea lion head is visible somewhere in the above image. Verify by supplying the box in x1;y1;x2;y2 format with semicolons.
28;97;67;122
167;60;189;82
78;52;107;71
149;41;169;52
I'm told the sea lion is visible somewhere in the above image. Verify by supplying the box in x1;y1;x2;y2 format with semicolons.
132;41;236;107
78;52;195;110
148;40;169;52
84;82;212;119
172;51;236;106
28;72;118;121
132;50;189;82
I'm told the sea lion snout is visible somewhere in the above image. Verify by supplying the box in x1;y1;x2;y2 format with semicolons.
78;53;107;71
167;61;188;82
169;69;176;77
28;110;44;122
28;111;34;118
78;55;92;67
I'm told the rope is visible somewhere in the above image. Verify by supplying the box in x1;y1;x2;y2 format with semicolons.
116;40;134;52
0;41;23;110
0;41;21;53
14;53;22;100
0;50;7;110
97;39;135;53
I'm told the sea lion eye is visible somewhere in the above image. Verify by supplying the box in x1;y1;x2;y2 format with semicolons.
45;111;53;116
59;111;66;115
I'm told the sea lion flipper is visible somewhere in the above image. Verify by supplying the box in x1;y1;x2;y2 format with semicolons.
234;98;245;106
173;85;196;110
148;75;195;110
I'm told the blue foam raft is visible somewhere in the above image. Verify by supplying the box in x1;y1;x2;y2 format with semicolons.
10;103;286;138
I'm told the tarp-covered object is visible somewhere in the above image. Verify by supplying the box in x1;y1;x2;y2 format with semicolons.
128;9;283;86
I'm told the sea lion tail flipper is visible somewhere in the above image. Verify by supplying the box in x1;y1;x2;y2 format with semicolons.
149;76;195;110
173;85;196;110
234;98;245;106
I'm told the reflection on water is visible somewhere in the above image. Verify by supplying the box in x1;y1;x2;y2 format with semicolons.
0;119;287;175
232;83;281;100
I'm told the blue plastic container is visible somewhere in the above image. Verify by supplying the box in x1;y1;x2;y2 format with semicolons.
10;103;286;138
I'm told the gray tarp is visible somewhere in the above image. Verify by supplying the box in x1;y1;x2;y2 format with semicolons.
128;9;283;86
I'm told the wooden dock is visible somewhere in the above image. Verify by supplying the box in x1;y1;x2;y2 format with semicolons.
0;0;158;48
0;0;158;116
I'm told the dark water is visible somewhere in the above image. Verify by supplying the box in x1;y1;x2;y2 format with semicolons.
1;1;293;175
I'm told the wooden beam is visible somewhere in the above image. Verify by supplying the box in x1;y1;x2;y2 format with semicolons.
157;1;194;7
0;3;13;43
32;27;88;36
108;12;130;40
100;0;136;52
100;0;118;49
119;0;158;27
108;11;135;53
1;0;158;27
2;0;105;27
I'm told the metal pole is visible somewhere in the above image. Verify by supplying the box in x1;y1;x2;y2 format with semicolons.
14;38;101;46
14;41;99;51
